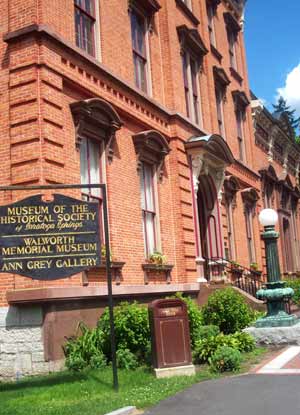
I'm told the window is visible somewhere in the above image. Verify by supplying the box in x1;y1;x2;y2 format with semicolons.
80;137;102;201
133;130;170;258
182;51;201;125
207;2;216;47
225;198;236;261
177;25;207;126
224;12;240;72
236;107;245;161
228;30;237;70
80;137;103;237
215;86;225;137
241;188;258;266
140;163;157;256
74;0;96;56
245;205;255;264
130;9;149;93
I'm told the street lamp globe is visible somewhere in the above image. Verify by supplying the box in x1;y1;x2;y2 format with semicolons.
259;208;278;227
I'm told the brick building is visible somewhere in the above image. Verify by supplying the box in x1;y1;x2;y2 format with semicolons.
0;0;299;379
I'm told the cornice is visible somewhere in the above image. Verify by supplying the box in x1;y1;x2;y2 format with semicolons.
4;24;208;139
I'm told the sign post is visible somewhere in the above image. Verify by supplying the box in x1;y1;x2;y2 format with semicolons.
0;183;118;391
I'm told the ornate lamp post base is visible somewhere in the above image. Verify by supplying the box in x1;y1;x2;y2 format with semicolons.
255;282;298;328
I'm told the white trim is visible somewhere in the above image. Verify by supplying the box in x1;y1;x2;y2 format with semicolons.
153;168;162;252
145;18;153;97
94;0;102;61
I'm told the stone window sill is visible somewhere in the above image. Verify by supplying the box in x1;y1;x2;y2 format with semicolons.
142;263;174;284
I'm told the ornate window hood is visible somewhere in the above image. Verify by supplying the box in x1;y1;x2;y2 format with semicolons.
241;187;259;204
224;12;241;32
128;0;161;16
132;130;170;179
177;25;208;59
213;66;231;87
70;98;123;161
185;134;234;166
232;90;250;108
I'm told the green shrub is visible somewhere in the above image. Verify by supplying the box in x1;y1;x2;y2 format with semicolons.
209;346;241;373
202;288;254;334
98;301;150;364
116;348;139;370
64;322;105;370
90;352;107;369
193;333;238;363
193;331;255;364
172;293;203;347
231;332;255;352
195;325;220;340
65;354;86;371
284;278;300;306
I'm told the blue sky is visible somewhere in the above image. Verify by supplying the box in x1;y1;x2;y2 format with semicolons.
244;0;300;115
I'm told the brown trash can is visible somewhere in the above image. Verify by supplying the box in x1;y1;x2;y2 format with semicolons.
148;298;193;369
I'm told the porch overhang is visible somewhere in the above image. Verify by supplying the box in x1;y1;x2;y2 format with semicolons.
185;134;235;167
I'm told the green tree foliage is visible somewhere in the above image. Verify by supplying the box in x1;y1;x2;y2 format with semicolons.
273;96;300;132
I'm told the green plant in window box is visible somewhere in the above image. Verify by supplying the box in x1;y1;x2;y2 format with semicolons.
148;251;167;266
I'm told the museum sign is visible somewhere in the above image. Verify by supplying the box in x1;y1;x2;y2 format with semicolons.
0;194;101;280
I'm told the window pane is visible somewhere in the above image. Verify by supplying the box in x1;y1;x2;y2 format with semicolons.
145;212;155;254
140;166;146;210
144;164;154;211
80;137;89;194
131;12;145;56
182;53;190;117
89;139;101;197
74;1;95;56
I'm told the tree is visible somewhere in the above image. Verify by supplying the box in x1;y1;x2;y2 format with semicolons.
272;96;300;130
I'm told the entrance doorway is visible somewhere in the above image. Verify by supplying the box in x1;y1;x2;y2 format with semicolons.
283;217;294;272
197;175;223;276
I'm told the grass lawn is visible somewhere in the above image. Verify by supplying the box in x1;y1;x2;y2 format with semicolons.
0;348;267;415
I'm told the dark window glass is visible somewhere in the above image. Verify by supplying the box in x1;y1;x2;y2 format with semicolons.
131;11;148;92
140;163;156;256
182;52;190;117
236;108;245;161
74;0;96;56
229;30;237;70
216;87;225;136
190;58;199;125
207;3;216;46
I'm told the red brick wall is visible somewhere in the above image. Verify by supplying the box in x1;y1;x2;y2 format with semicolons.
0;0;296;307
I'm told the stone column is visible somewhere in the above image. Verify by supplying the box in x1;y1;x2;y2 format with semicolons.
190;155;207;282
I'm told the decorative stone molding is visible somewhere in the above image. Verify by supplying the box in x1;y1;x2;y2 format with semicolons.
213;66;231;87
232;90;250;109
177;25;208;60
132;130;170;180
241;187;259;208
128;0;161;16
224;11;241;34
70;98;123;162
224;175;240;208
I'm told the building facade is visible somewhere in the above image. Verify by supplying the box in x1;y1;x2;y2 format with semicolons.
0;0;299;379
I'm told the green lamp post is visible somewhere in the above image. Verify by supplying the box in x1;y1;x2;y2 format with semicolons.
255;208;297;328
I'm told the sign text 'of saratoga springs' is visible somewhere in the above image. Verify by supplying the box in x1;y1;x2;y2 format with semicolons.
1;0;300;380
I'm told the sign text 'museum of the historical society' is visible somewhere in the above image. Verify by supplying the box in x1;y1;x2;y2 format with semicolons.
0;194;101;280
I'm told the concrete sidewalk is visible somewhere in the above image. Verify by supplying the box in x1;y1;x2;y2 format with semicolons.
144;374;300;415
